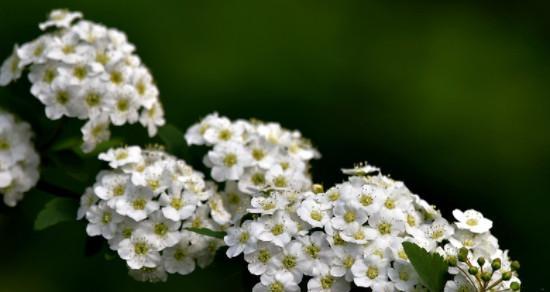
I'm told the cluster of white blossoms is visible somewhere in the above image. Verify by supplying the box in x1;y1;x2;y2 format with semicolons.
0;9;165;152
224;164;521;292
78;146;226;282
185;113;320;224
441;209;521;292
0;111;40;207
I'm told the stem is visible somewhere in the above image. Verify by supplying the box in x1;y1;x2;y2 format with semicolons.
457;266;480;291
36;180;80;199
485;278;504;291
466;259;484;290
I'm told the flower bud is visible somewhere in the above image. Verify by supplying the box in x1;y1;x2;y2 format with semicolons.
468;266;479;275
458;247;469;262
481;271;492;282
510;281;521;291
447;256;457;267
491;258;501;270
477;257;485;267
511;260;520;271
312;184;324;194
502;271;512;281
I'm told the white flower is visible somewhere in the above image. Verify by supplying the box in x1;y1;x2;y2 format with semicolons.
307;275;350;292
85;202;123;239
162;238;196;275
39;9;82;30
367;210;406;238
296;197;331;228
82;146;227;279
452;209;493;234
106;85;140;125
420;217;454;243
387;261;419;291
93;172;130;205
225;221;261;258
139;101;165;137
256;211;298;247
0;46;22;86
140;211;181;249
341;163;380;176
443;274;477;292
115;185;159;221
351;256;389;289
252;271;300;292
207;142;253;181
244;243;280;275
270;240;304;281
16;35;53;66
186;113;319;195
221;181;251;223
98;146;142;168
208;193;231;225
118;230;161;269
78;187;99;219
0;111;40;207
330;245;361;281
81;115;111;152
339;222;377;244
159;192;198;221
203;116;244;144
231;162;521;291
331;201;368;230
2;9;164;152
184;112;221;145
297;232;333;277
248;194;286;215
108;218;138;250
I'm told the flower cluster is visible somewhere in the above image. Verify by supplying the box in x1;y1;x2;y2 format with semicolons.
224;164;521;292
79;146;225;282
185;113;320;223
0;111;40;207
441;209;521;291
0;9;165;152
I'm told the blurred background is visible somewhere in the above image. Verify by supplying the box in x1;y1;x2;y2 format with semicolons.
0;0;548;291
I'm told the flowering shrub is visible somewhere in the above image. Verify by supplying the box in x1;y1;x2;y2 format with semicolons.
0;110;40;206
79;146;224;282
0;9;164;152
225;164;521;292
185;113;320;224
0;8;524;292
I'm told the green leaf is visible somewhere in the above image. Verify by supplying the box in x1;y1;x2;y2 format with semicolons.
73;137;124;158
34;198;78;230
158;123;188;158
50;136;81;152
187;227;226;239
402;241;449;292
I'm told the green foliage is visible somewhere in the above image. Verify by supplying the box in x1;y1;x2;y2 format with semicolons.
34;198;78;230
402;241;449;292
186;227;226;239
158;123;188;158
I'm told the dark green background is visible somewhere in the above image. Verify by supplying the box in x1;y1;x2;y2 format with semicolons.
0;0;548;291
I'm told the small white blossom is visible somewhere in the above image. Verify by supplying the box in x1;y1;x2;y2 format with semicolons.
0;111;40;206
1;9;165;152
81;146;223;280
226;162;522;291
452;209;493;234
39;9;83;30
